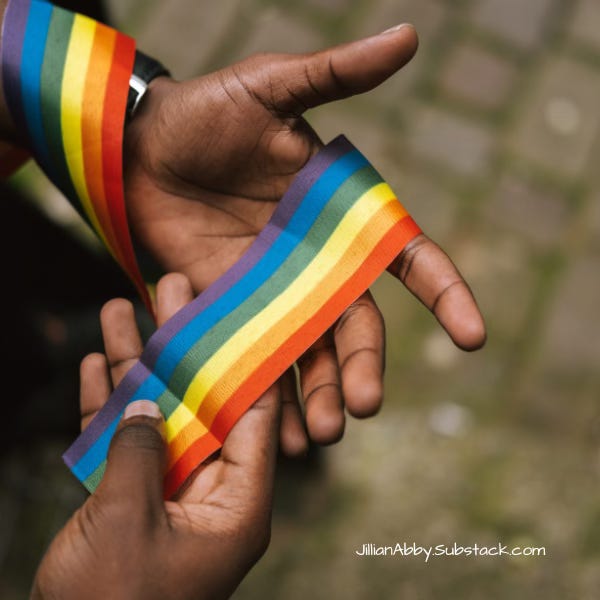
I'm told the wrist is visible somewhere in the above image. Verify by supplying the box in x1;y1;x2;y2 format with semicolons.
128;75;177;124
125;50;171;123
122;74;178;274
123;44;175;162
123;75;178;171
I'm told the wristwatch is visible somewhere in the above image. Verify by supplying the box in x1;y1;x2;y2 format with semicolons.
125;50;171;123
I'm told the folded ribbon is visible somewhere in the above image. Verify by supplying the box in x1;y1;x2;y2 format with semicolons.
64;135;422;498
1;0;152;310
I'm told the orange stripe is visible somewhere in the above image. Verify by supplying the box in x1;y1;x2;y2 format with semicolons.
82;24;122;262
164;212;421;492
164;434;220;499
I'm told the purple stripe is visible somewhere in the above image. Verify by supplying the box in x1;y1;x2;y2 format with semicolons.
65;135;353;461
1;0;31;136
64;361;152;465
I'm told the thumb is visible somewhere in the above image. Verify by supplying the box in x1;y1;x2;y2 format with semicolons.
220;384;281;494
260;23;418;115
98;400;166;514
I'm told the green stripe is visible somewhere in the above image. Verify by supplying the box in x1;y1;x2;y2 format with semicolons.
39;7;87;223
157;387;183;419
83;459;106;493
158;165;383;417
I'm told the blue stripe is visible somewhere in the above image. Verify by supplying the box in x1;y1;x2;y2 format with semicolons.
20;0;53;169
73;414;121;483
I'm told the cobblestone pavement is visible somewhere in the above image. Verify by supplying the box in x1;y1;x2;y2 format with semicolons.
2;0;600;598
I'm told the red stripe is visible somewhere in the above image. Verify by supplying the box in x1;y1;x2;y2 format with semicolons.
102;33;153;312
164;432;221;499
164;215;421;497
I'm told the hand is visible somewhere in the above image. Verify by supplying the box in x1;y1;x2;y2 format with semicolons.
32;274;280;600
123;25;486;455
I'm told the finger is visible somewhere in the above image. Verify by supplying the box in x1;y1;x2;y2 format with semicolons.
80;353;111;431
220;384;281;488
334;290;385;418
297;332;345;445
156;272;194;327
264;24;418;114
99;400;166;521
388;234;486;350
279;367;309;457
100;298;144;387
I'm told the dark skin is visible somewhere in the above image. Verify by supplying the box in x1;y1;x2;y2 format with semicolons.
0;3;485;457
32;274;281;600
123;26;485;452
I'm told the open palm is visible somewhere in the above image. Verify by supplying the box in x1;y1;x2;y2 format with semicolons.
122;25;486;455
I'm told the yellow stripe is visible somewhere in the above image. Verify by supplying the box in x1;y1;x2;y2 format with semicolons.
60;15;111;250
164;183;406;442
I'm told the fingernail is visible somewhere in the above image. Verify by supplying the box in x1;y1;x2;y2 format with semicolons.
380;23;411;35
123;400;162;420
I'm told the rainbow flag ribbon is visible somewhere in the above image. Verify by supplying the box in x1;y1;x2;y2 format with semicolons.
64;135;422;497
1;0;151;309
3;1;423;496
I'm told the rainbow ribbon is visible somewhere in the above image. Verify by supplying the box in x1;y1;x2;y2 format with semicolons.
64;136;422;498
2;1;423;496
1;0;151;309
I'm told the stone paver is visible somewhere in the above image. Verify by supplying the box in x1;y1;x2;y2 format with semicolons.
568;0;600;53
440;42;517;110
537;254;600;373
407;105;496;177
483;174;570;249
469;0;559;50
511;55;600;177
588;191;600;241
237;7;325;57
304;0;356;15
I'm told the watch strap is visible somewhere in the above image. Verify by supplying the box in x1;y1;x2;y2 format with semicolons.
126;50;170;122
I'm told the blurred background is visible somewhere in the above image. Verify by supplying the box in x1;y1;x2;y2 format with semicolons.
1;0;599;598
